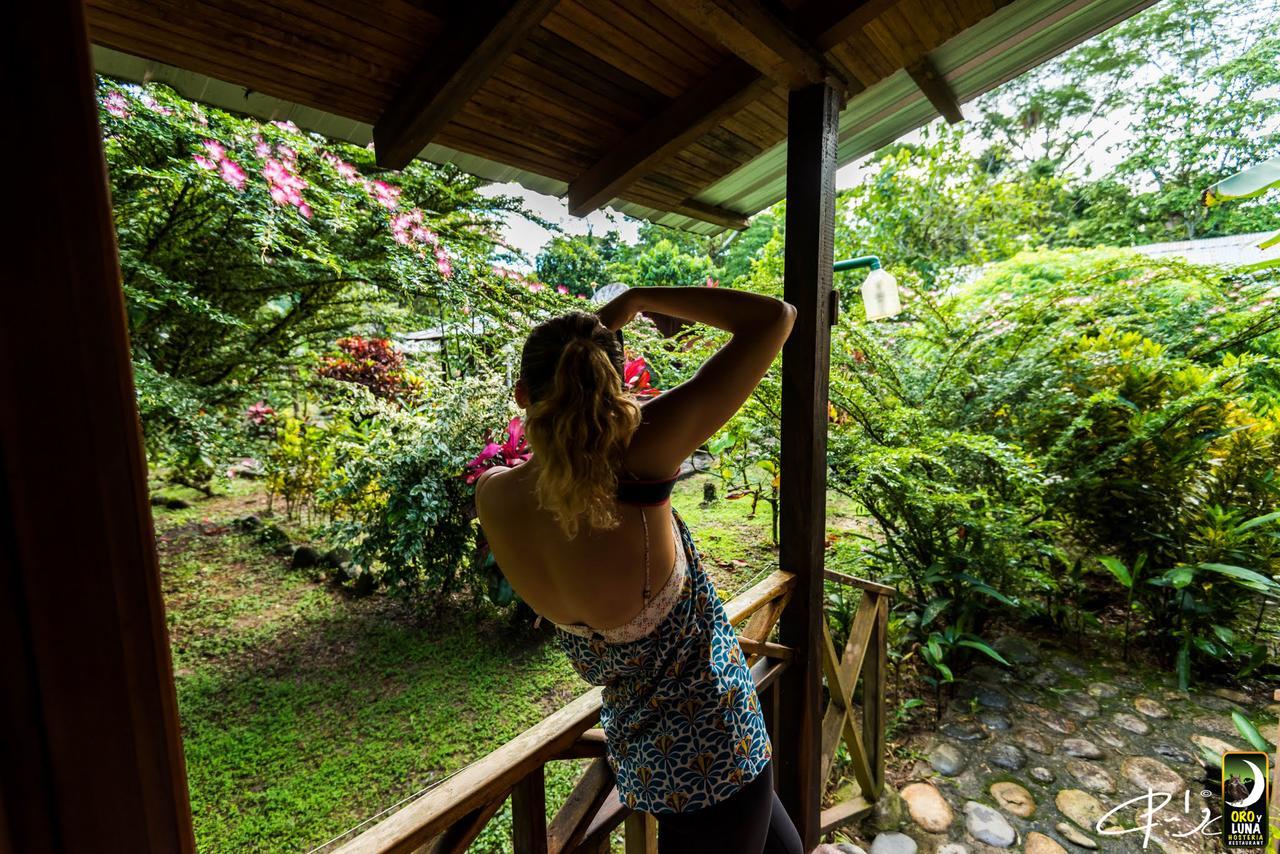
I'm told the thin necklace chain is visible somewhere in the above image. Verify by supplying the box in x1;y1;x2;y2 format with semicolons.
640;506;651;604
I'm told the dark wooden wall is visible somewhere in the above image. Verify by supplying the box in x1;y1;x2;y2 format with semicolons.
1;1;194;850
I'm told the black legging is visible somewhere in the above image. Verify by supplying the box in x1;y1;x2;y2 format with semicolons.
654;762;803;854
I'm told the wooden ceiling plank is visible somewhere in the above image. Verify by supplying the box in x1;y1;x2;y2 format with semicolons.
606;0;722;79
652;0;828;87
567;58;768;216
802;0;902;51
87;11;381;120
905;54;964;124
373;0;559;170
543;7;686;98
502;55;649;127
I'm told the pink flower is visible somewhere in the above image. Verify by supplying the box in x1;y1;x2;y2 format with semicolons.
337;161;359;182
705;276;719;287
271;119;300;133
104;92;130;118
202;139;226;160
393;229;412;245
277;145;298;164
254;137;272;157
557;284;569;295
193;154;217;170
528;282;545;293
219;158;247;190
370;180;400;210
142;95;172;116
298;203;313;219
269;186;289;205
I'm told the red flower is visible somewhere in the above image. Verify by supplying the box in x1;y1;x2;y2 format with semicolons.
624;357;661;397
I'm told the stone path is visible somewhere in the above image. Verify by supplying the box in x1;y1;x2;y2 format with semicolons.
818;634;1278;854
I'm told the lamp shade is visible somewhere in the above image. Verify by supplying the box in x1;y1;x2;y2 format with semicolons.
861;268;901;320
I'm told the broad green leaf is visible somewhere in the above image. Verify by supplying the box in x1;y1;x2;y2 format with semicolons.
921;597;951;627
935;661;955;683
927;637;943;664
1212;624;1237;645
1098;556;1131;587
1235;511;1280;533
1231;711;1275;752
956;638;1012;667
1164;566;1196;589
1197;563;1280;595
1202;156;1280;206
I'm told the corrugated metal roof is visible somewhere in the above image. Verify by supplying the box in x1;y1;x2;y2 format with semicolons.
93;0;1153;235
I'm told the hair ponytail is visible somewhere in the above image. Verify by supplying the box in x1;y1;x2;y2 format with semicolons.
520;311;642;538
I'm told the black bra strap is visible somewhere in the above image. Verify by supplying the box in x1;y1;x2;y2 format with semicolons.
616;470;679;506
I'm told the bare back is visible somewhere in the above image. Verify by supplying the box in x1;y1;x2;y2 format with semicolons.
476;286;794;630
476;409;680;630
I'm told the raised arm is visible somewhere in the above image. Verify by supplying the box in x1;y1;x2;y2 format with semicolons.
598;286;795;477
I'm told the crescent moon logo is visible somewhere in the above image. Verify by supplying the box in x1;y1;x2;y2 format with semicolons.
1227;759;1265;808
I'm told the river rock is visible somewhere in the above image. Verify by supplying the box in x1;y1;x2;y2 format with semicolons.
835;846;867;854
963;801;1017;847
1066;758;1116;793
1190;733;1239;761
901;782;953;833
970;664;1009;684
1112;712;1150;734
1196;694;1240;712
1029;766;1055;783
1192;714;1237;736
990;781;1036;817
1090;726;1126;749
1055;789;1104;829
988;742;1026;771
979;711;1012;731
1053;655;1089;677
1210;687;1252;705
1120;756;1184;795
1152;742;1193;764
941;721;988;742
1134;697;1170;718
936;846;968;854
869;832;916;854
993;635;1039;666
929;742;967;776
1061;693;1100;718
1087;682;1119;699
1031;669;1059;687
1017;729;1055;755
1055;822;1098;849
1024;704;1077;734
1025;831;1068;854
1062;738;1104;760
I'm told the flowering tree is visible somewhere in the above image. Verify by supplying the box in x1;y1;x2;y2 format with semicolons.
97;79;572;485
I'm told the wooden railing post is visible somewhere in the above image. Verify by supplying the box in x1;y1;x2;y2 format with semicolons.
862;595;888;797
777;78;840;851
511;765;547;854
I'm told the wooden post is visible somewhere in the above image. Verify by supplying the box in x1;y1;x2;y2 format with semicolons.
775;80;840;850
511;766;548;854
0;1;194;851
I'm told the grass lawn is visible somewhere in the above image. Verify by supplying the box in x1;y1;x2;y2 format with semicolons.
155;470;845;852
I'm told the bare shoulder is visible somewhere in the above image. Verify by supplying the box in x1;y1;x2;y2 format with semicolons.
474;466;512;515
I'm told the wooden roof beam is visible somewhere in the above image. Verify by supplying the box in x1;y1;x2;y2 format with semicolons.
906;55;964;124
566;0;894;223
653;0;829;88
373;0;558;170
567;58;768;220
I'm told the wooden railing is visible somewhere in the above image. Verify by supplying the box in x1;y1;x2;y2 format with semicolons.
333;568;892;854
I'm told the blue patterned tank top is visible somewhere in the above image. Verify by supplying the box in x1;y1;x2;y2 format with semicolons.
553;507;772;814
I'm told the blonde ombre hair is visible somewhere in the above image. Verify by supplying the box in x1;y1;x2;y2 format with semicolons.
520;311;641;538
